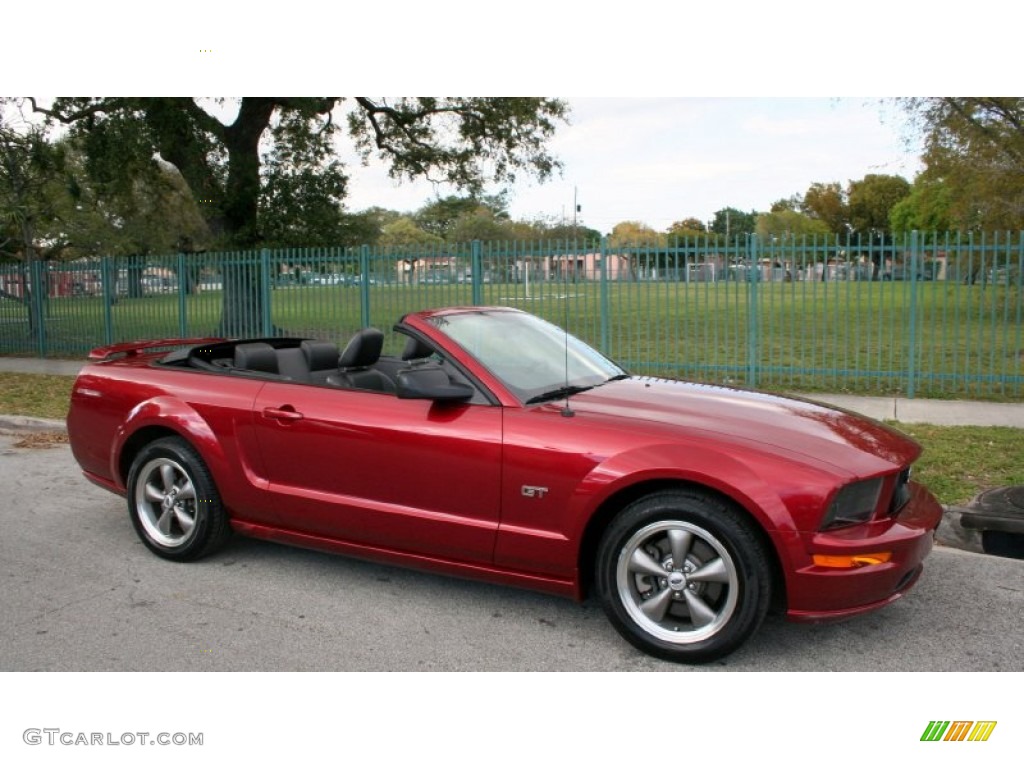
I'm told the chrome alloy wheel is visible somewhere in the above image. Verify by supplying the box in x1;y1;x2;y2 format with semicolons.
134;457;199;548
616;520;739;644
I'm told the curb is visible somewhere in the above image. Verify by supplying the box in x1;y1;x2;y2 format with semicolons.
0;415;68;433
935;507;983;555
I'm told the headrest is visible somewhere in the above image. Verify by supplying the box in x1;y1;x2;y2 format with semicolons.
301;340;340;371
233;342;278;373
401;335;435;361
338;328;384;369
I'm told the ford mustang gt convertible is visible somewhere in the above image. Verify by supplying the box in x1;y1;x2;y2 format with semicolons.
67;306;943;663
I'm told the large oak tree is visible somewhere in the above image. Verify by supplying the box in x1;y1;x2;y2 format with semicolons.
28;97;568;335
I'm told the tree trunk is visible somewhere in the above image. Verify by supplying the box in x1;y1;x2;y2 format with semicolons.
218;256;267;337
19;220;41;342
125;256;145;299
182;261;202;295
214;99;277;338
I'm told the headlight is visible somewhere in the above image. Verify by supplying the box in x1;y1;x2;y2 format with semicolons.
820;478;884;530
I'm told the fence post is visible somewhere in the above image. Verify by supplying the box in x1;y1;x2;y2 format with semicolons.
29;260;46;356
907;230;919;398
260;248;273;337
471;240;483;305
600;236;610;354
747;234;760;388
100;256;114;346
177;252;188;338
359;245;371;328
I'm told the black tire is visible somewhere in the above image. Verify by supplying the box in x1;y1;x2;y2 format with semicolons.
595;490;772;664
126;436;231;561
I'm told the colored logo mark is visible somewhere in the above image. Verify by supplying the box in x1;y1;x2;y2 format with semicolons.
921;721;997;742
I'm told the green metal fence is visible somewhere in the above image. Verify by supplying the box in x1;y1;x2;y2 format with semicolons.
2;232;1021;399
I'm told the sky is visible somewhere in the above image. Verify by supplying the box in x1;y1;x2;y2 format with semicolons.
339;97;923;232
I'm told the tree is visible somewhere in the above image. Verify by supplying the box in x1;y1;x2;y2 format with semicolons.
801;182;848;235
755;209;831;240
1;112;210;281
710;207;757;239
846;174;911;234
666;217;708;241
378;217;444;248
413;194;508;239
521;215;601;243
448;207;517;243
334;206;405;248
28;97;568;335
888;179;953;233
769;195;802;213
609;221;665;247
0;119;66;337
0;120;67;266
902;98;1024;230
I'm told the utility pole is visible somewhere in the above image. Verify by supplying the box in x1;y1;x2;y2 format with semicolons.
573;187;581;243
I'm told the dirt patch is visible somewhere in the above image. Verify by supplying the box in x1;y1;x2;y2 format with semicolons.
11;431;70;449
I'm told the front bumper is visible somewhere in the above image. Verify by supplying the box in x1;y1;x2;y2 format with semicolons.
782;482;943;622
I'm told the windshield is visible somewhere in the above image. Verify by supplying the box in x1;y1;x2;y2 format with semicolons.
430;309;626;403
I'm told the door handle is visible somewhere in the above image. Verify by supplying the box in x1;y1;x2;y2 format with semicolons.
262;406;304;422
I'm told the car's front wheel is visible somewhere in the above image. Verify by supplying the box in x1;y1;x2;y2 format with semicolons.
126;437;231;561
596;490;772;663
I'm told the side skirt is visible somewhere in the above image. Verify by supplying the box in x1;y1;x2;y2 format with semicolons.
230;519;581;600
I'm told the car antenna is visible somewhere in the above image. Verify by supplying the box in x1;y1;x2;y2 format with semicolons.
561;266;574;418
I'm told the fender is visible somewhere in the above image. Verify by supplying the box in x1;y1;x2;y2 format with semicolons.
565;442;842;584
577;446;772;527
111;395;257;500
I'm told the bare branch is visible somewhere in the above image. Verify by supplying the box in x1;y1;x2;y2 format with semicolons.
28;97;131;124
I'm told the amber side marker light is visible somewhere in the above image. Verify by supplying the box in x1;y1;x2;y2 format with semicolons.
813;552;892;568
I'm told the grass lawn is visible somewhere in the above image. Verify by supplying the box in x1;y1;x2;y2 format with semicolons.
900;423;1024;505
1;371;1019;506
0;373;74;420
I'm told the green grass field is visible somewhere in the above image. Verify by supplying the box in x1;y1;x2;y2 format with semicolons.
2;278;1021;399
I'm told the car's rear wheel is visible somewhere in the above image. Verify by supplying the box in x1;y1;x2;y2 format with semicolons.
127;437;230;561
596;490;771;663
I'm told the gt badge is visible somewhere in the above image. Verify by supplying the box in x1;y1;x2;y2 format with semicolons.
521;485;549;499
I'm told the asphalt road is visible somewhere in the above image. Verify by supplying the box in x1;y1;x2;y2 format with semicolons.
2;433;1022;672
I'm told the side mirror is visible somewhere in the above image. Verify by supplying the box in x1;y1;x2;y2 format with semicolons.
396;366;474;402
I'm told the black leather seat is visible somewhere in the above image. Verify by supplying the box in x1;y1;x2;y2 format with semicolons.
233;342;279;374
301;340;340;384
276;347;310;381
327;328;395;393
401;335;435;361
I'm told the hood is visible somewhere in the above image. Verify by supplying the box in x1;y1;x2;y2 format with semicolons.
566;377;920;477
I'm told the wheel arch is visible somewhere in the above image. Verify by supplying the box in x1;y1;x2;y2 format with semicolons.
118;425;187;486
577;479;787;613
111;396;229;491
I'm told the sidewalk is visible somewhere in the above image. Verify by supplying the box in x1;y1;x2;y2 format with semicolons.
2;356;1022;428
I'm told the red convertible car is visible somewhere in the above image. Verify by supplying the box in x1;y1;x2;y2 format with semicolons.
67;307;943;663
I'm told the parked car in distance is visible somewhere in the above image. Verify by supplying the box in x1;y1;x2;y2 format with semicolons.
66;307;942;663
880;261;939;281
417;272;451;285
